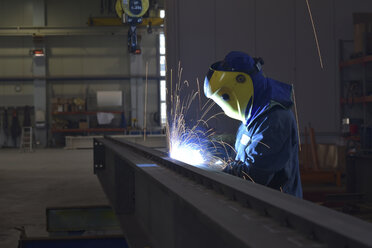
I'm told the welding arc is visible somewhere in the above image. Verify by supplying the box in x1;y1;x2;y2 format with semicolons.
305;0;324;69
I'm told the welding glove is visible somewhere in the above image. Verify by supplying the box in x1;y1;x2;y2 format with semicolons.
223;160;249;178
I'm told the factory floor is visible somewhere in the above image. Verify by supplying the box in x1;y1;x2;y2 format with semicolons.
0;148;108;248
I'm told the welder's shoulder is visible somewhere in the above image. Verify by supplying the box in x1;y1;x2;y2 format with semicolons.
268;106;294;120
261;107;294;130
248;107;294;135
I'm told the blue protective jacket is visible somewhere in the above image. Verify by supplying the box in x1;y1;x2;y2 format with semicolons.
216;51;302;197
234;76;302;198
234;103;303;198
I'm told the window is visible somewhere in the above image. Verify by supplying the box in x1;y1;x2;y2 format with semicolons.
160;9;165;19
159;33;166;127
160;55;166;76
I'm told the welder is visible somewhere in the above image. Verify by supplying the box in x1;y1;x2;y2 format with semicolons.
204;51;302;198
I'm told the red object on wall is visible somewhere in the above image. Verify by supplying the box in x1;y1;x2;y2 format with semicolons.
349;124;359;135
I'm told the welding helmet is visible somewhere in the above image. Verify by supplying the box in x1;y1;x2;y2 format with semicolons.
204;52;264;122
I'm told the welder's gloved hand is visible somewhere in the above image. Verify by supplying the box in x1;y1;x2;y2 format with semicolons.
222;160;248;178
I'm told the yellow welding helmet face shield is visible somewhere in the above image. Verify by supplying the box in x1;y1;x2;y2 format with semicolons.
204;64;254;122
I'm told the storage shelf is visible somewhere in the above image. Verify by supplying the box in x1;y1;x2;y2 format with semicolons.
340;95;372;104
51;128;126;133
339;55;372;68
340;39;372;155
52;111;123;115
343;136;361;141
300;170;342;187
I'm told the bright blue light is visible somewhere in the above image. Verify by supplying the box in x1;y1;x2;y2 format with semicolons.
137;164;158;168
170;143;205;166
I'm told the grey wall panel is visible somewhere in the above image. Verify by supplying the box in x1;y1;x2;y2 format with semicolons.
0;0;33;27
177;0;216;82
0;84;33;96
0;37;33;77
164;0;179;81
0;0;108;28
80;36;128;76
174;0;223;131
47;36;130;76
167;0;248;133
47;36;84;75
215;0;255;59
256;0;295;84
335;0;372;41
46;0;102;27
212;0;256;133
0;95;33;107
52;84;89;96
295;0;337;134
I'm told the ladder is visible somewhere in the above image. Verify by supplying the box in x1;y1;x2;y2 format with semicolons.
20;127;33;152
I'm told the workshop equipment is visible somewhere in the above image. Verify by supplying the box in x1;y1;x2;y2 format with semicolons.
19;205;127;248
94;136;372;248
115;0;149;54
20;127;33;152
300;126;342;186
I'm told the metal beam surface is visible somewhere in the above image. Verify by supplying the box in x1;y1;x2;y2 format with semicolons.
94;136;372;248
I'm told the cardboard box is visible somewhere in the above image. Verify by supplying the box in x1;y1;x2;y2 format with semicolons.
51;98;59;104
57;105;64;112
299;144;346;171
353;13;372;55
354;22;372;54
79;122;89;129
51;103;58;113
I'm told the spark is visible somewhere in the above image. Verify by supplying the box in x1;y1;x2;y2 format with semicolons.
166;64;234;169
305;0;324;69
170;142;204;166
292;84;301;151
164;64;267;183
215;160;223;165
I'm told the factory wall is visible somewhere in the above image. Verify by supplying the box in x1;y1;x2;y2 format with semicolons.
165;0;372;143
0;36;34;107
0;0;106;27
0;0;162;147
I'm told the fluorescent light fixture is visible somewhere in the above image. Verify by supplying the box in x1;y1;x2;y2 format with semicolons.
31;49;45;57
160;9;165;18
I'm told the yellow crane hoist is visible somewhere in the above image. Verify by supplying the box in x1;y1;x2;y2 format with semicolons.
115;0;149;54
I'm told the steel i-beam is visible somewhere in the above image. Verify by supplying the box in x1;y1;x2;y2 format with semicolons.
94;136;372;248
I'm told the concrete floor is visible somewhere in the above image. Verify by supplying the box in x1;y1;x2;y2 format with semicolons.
0;148;108;247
